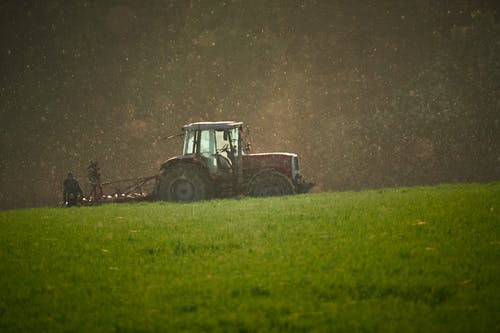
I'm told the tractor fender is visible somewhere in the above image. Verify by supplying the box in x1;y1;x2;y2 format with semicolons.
159;154;209;172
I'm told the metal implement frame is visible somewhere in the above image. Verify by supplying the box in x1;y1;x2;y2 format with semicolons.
82;175;157;205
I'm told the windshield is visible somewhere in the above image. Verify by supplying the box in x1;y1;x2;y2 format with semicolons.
216;128;242;158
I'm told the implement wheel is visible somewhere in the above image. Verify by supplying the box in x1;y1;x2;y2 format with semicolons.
247;171;295;197
155;163;211;202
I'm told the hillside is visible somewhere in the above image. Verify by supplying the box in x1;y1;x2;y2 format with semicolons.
0;183;499;331
1;1;499;209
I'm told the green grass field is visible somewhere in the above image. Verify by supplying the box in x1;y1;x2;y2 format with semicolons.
0;183;499;332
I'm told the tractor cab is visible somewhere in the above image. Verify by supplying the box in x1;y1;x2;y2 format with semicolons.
182;121;244;175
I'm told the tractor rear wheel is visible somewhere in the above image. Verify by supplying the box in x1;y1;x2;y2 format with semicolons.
155;163;211;201
247;171;295;197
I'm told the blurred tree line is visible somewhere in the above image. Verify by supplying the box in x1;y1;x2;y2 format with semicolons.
1;0;499;208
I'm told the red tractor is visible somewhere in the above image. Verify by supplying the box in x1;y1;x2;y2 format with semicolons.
153;121;313;201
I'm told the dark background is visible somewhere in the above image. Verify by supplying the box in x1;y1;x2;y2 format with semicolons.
1;0;499;210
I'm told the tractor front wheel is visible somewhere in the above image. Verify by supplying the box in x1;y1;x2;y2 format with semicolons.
247;171;295;197
155;163;211;202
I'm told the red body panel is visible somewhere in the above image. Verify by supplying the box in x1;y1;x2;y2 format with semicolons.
242;153;295;179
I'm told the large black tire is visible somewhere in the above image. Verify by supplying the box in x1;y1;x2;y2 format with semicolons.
247;171;295;197
155;163;211;202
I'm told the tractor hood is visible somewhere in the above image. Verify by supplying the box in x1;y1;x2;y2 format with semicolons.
242;153;299;180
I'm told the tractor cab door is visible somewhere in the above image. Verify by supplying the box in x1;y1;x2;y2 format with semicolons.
199;130;217;173
183;129;217;174
215;129;235;173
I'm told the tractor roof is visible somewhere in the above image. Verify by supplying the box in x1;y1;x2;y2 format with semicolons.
183;121;243;131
